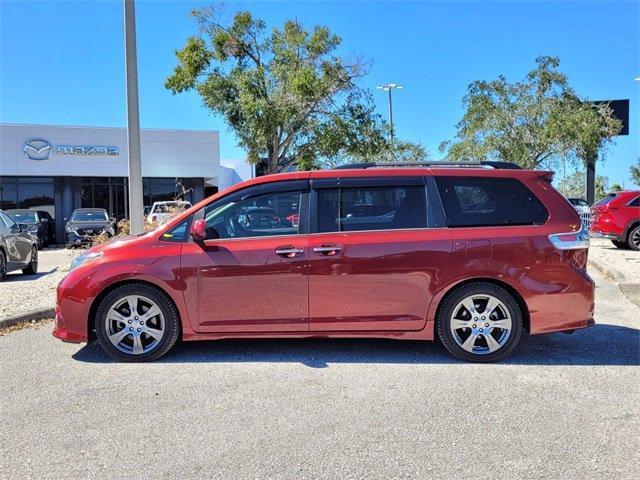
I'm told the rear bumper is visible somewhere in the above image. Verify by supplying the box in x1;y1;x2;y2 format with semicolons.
590;231;622;241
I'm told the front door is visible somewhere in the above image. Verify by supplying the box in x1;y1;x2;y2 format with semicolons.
308;176;452;332
181;181;310;333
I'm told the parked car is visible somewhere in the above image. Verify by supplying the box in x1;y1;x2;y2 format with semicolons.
590;190;640;250
566;197;591;229
54;161;594;363
146;201;192;225
6;209;55;249
0;209;39;281
65;208;115;247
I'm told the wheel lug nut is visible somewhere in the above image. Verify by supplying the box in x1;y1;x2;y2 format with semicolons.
482;316;486;320
485;323;489;327
140;321;144;325
137;328;141;332
480;328;484;332
129;327;133;331
134;316;138;320
472;324;476;328
128;320;132;324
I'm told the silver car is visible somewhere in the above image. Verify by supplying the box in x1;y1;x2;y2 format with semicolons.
0;209;39;281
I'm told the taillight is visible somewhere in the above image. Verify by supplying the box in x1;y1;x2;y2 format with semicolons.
548;224;590;250
549;224;589;270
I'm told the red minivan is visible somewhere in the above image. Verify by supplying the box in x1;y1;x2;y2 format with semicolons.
53;162;594;362
590;190;640;251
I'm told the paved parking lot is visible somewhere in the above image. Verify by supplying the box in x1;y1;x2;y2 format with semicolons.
1;268;639;480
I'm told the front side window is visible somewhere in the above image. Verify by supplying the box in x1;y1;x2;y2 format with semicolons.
0;211;16;228
317;185;427;233
204;190;302;239
434;176;548;227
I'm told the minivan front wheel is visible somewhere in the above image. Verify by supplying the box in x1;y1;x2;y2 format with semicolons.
436;282;523;362
95;283;180;362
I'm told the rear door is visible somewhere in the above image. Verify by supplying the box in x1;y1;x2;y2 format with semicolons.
308;175;452;332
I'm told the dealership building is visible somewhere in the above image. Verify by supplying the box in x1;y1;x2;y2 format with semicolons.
0;123;246;241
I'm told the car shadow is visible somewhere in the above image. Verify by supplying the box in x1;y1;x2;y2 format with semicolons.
72;323;640;367
5;266;58;281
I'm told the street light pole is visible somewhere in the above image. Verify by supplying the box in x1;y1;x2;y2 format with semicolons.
377;83;403;141
124;0;144;235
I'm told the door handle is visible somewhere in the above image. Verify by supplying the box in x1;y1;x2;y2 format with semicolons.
313;244;342;256
275;246;304;258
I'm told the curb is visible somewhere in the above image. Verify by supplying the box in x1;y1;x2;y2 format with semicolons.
0;307;55;330
588;257;626;282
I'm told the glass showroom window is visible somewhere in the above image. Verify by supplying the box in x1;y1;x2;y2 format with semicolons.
0;177;54;217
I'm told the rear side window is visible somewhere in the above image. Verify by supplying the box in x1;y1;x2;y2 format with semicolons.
628;196;640;207
317;185;427;233
434;176;548;227
594;194;616;207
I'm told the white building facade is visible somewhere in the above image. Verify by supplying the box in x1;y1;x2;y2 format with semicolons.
0;123;221;241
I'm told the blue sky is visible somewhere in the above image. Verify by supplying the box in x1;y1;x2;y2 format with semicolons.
1;0;638;186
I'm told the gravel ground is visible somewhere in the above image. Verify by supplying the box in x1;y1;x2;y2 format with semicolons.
0;268;638;480
589;238;640;283
0;248;78;319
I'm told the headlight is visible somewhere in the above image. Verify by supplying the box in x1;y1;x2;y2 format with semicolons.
27;225;39;232
66;226;76;233
69;251;103;271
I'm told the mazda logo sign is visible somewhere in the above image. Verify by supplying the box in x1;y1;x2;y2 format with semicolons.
24;139;52;160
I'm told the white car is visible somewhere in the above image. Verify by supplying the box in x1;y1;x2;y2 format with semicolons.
146;201;192;225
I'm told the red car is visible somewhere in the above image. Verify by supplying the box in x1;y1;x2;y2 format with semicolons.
54;161;594;363
590;190;640;250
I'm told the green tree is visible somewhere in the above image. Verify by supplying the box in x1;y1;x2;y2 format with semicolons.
557;170;609;200
166;6;424;173
440;56;622;170
610;183;622;192
631;158;640;186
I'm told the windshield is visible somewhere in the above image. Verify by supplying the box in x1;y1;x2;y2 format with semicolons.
71;211;108;222
153;202;190;213
8;211;37;224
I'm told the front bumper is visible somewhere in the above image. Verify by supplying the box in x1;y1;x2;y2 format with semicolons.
66;232;94;246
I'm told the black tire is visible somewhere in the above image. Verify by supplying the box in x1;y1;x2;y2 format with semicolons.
95;283;180;362
436;282;524;363
626;225;640;251
22;246;38;275
611;240;627;249
0;250;6;281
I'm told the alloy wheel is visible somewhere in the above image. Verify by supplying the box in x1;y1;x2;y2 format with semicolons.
631;228;640;249
449;294;512;355
105;295;165;355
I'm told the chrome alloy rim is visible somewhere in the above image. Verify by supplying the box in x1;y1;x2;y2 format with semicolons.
632;228;640;249
450;294;512;355
105;295;165;355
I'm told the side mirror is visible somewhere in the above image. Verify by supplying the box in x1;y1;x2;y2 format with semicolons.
190;219;207;241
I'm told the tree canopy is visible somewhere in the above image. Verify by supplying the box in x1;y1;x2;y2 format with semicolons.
556;169;609;200
166;6;426;173
630;158;640;187
441;56;621;170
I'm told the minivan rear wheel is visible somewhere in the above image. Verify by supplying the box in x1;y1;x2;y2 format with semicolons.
436;282;523;362
95;283;180;362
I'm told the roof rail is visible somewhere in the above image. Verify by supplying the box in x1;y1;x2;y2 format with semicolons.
332;160;522;170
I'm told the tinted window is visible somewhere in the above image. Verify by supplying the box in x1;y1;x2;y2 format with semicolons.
594;194;616;207
434;176;548;227
628;196;640;207
204;190;301;239
317;185;427;233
